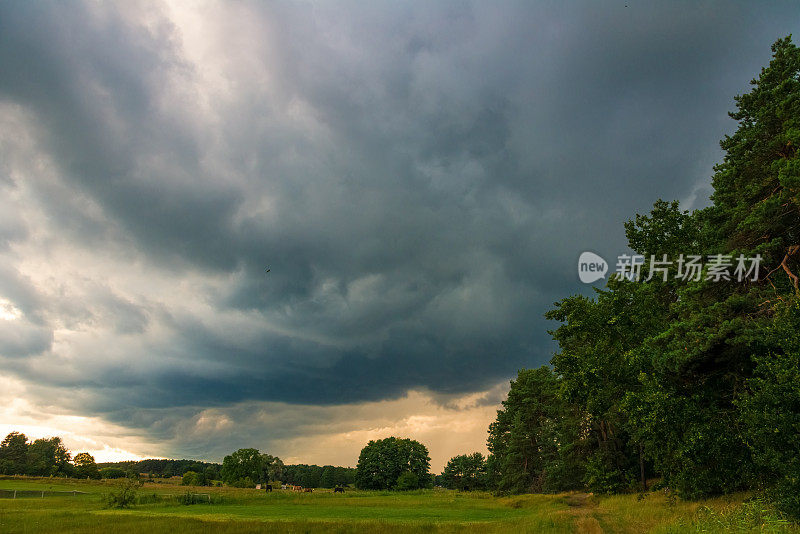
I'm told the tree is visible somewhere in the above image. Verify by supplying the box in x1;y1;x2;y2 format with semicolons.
738;300;800;517
487;367;587;493
441;453;487;491
355;437;431;490
621;37;800;500
221;448;283;486
319;466;335;488
73;452;100;479
203;465;220;483
221;448;262;486
481;35;800;513
263;454;284;482
28;437;72;477
709;36;800;283
706;37;800;514
0;432;29;475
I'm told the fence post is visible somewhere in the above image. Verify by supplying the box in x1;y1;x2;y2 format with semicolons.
13;490;16;499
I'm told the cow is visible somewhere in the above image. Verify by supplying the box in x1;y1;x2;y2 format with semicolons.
303;487;314;493
293;485;303;492
264;484;272;492
333;486;345;494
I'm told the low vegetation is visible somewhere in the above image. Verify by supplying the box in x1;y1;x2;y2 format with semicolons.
2;477;797;533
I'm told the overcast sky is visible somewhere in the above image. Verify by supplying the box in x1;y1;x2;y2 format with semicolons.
0;1;797;471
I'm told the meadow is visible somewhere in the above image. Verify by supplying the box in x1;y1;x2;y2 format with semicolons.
0;477;796;533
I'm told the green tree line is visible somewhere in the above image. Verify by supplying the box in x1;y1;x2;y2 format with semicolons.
478;36;800;518
0;432;100;479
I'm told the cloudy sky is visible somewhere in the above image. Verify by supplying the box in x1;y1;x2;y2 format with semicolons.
0;1;797;471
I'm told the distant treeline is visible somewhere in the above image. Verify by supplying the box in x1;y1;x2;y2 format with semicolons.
96;459;355;488
97;459;221;479
282;464;356;488
0;433;356;489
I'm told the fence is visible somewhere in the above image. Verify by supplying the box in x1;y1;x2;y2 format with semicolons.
0;489;88;499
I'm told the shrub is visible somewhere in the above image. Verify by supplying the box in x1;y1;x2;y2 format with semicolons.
395;471;420;491
582;451;632;494
101;478;142;508
181;470;205;486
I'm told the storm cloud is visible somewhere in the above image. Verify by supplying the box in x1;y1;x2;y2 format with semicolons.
0;1;797;465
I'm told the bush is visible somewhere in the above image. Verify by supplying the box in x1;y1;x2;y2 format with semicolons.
101;478;142;508
582;451;632;494
395;471;420;491
181;470;205;486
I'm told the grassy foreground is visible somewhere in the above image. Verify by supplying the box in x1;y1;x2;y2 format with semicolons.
0;477;796;533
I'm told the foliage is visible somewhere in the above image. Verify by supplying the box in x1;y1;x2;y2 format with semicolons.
487;366;587;493
181;470;206;486
101;478;143;509
737;301;800;518
28;437;73;477
623;36;800;500
99;467;127;479
97;458;221;479
355;437;431;490
485;37;800;513
0;432;30;475
394;471;420;491
441;453;488;491
73;452;101;479
275;464;356;488
0;433;72;477
220;448;283;486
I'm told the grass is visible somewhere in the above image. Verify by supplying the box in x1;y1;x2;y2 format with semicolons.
0;477;797;533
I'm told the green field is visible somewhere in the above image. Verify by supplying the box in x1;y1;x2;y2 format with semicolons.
0;477;795;533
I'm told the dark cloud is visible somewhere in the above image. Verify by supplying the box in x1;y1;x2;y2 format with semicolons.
0;1;798;454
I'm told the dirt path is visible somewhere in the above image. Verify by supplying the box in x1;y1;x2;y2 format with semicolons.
560;493;605;533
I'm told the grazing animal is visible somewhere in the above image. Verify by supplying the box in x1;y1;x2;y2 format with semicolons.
293;485;303;492
264;484;272;492
333;487;345;494
303;488;314;493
